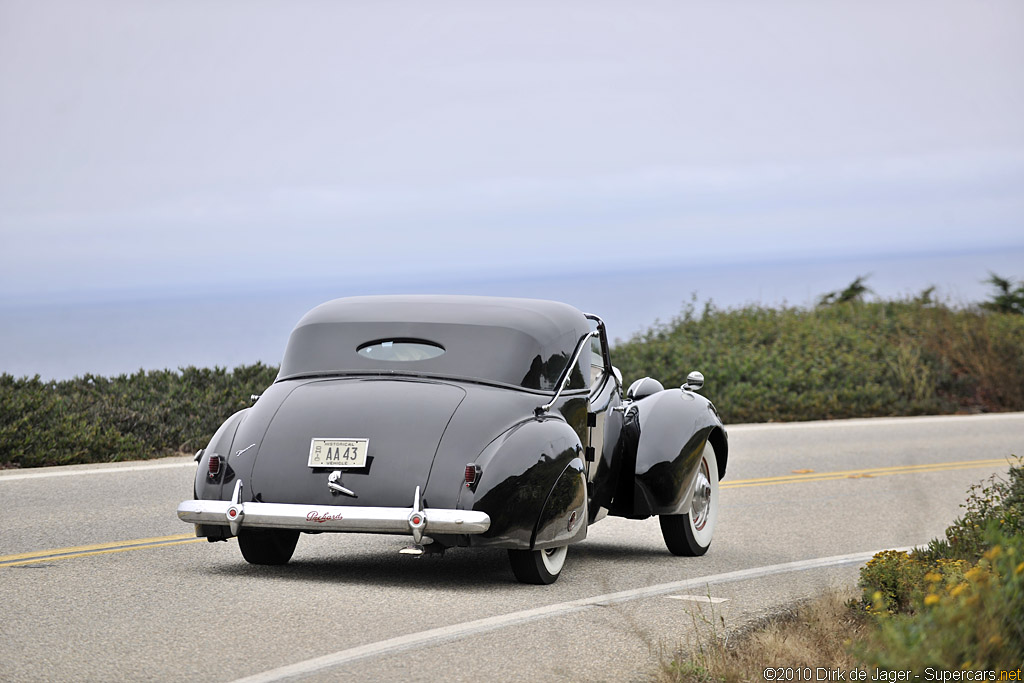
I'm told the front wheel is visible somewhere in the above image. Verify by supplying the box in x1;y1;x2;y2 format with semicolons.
237;528;300;565
659;440;719;556
508;545;568;584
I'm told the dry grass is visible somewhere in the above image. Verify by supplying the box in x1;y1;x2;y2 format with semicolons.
656;589;870;683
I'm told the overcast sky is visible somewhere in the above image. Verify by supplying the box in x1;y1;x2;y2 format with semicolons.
1;0;1022;305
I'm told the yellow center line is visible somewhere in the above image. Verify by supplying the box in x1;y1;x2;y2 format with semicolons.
722;458;1007;489
0;533;202;567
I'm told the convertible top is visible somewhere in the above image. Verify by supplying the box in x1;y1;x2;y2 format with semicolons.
277;295;591;391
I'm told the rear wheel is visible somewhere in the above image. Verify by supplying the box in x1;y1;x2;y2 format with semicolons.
508;545;568;585
237;528;300;565
659;441;719;556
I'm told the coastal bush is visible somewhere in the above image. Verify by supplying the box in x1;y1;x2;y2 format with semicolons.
0;363;278;467
916;457;1024;562
858;531;1024;672
856;458;1024;670
860;457;1023;615
612;298;1024;424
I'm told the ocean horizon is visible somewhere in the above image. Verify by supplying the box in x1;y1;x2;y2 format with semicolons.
1;248;1021;381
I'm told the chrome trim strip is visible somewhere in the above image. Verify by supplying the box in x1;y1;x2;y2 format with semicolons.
538;330;598;414
177;498;491;536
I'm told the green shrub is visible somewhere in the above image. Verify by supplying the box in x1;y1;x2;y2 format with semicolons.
0;363;279;467
860;457;1023;609
859;550;972;615
916;456;1024;562
857;458;1024;670
613;299;1024;424
858;531;1024;672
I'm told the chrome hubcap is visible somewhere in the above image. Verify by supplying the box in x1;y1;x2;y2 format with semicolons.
690;457;712;531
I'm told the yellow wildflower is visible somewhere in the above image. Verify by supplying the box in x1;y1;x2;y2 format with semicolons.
924;572;942;583
983;546;1002;561
1015;561;1024;575
924;594;940;606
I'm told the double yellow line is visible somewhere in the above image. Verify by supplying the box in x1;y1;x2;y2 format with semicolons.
0;534;202;568
721;458;1008;490
0;457;1009;568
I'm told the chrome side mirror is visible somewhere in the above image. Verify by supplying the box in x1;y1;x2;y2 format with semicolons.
682;371;704;392
611;366;623;387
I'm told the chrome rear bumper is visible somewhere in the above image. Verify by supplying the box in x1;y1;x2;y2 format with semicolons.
177;481;490;540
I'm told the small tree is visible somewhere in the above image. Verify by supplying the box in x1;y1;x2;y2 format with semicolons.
914;286;936;306
819;274;872;305
981;272;1024;315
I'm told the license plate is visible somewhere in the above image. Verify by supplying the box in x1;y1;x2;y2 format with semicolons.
308;438;368;468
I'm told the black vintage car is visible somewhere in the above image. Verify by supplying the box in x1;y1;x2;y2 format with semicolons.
178;295;728;584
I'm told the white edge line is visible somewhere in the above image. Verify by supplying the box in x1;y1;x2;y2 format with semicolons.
232;546;914;683
666;595;729;604
728;411;1024;432
0;461;194;481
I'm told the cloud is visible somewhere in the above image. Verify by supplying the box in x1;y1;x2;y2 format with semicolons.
1;1;1022;301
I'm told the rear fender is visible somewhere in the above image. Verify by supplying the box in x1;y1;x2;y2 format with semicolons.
194;408;248;501
461;417;584;549
533;457;588;549
195;379;305;503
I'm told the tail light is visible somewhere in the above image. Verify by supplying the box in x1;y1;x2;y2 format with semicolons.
464;463;481;489
208;454;222;479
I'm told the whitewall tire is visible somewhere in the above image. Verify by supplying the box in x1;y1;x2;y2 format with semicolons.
508;545;568;584
659;440;720;556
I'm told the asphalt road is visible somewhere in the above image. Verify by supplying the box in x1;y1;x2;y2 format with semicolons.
2;413;1021;682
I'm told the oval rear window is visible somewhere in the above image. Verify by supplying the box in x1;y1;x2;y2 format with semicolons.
356;339;445;362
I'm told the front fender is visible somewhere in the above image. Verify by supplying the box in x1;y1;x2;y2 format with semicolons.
632;389;726;517
460;417;583;549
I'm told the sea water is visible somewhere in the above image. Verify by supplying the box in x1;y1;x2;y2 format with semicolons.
1;249;1020;381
